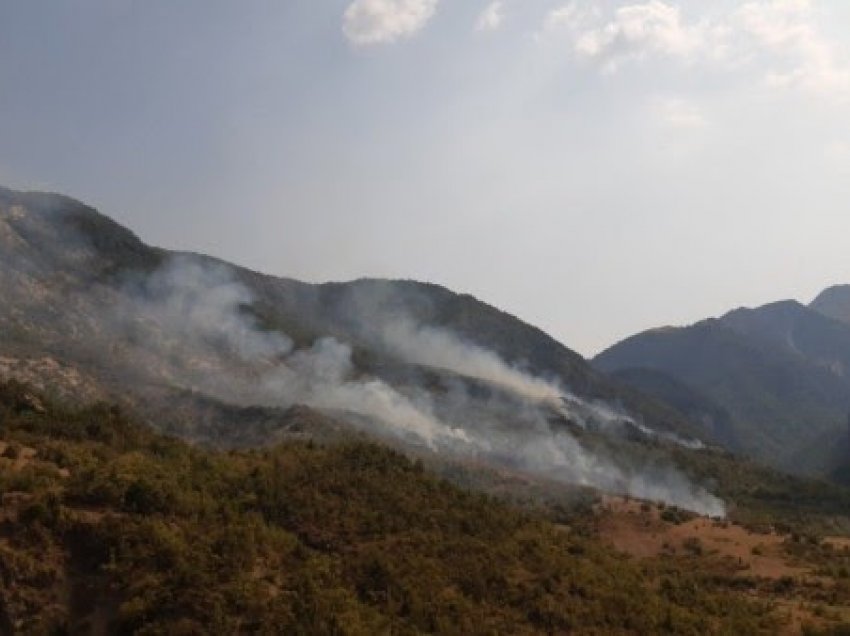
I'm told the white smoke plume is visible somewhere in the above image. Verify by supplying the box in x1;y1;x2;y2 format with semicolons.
380;317;564;404
264;336;471;447
112;256;724;516
126;258;294;362
375;313;705;447
115;257;469;449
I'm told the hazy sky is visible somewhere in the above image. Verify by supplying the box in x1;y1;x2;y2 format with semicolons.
2;1;850;356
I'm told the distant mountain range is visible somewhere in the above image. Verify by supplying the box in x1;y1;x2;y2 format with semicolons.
595;289;850;479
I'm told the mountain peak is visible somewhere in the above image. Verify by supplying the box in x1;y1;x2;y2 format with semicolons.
721;299;807;323
0;185;162;278
811;284;850;326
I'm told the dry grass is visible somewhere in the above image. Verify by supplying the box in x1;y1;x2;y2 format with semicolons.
594;496;850;635
596;496;811;578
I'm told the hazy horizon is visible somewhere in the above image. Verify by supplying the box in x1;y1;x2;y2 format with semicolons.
3;0;849;357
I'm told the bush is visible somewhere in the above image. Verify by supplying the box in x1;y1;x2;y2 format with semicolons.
683;537;703;556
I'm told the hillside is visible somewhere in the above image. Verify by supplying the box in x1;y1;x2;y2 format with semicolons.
7;186;850;633
4;380;850;633
608;368;740;450
0;381;759;633
722;300;850;378
594;299;850;477
0;186;699;437
0;186;720;511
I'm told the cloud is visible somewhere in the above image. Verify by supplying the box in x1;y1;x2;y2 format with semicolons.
343;0;439;46
543;1;716;73
734;0;850;95
542;0;850;97
475;2;505;33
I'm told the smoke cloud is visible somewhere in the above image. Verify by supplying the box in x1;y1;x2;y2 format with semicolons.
379;317;564;404
111;256;724;516
115;257;470;449
371;311;705;448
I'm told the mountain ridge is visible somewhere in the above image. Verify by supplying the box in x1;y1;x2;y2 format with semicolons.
0;185;722;512
595;292;850;479
811;284;850;327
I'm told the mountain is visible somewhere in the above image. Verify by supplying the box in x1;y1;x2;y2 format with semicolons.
0;185;721;512
8;187;850;633
607;367;740;450
723;300;850;377
811;284;850;327
595;297;850;477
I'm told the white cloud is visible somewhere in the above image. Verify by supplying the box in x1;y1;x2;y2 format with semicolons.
475;1;505;33
733;0;850;95
542;1;850;97
343;0;438;46
543;1;717;73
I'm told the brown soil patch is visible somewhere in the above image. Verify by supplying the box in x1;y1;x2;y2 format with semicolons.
824;536;850;552
595;496;809;580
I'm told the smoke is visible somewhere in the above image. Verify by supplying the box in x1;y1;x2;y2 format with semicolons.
370;315;718;511
114;257;469;449
125;259;294;362
110;256;724;516
510;432;723;515
265;336;471;447
380;317;563;404
373;312;705;446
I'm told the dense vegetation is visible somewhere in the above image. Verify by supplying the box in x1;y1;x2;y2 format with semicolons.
0;380;792;634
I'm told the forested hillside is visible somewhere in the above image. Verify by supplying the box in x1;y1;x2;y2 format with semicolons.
0;380;788;634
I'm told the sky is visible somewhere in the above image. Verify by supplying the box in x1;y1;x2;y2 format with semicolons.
2;0;850;357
